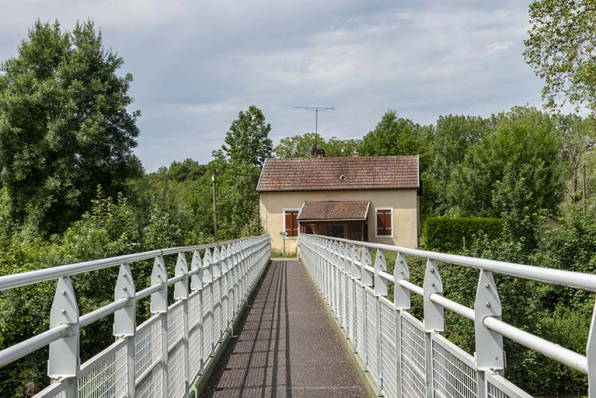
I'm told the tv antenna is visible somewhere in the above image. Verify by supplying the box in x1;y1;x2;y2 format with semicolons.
295;106;335;153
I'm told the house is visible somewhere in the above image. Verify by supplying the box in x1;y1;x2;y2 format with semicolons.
256;154;421;253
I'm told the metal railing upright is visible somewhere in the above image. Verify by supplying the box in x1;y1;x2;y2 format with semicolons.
0;235;271;398
299;234;596;398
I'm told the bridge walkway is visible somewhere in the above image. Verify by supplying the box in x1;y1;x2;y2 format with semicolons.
202;259;369;398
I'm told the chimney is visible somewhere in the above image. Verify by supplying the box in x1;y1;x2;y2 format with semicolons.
315;149;325;158
352;149;359;158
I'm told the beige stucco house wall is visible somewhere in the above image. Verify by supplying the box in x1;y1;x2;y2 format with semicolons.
260;189;419;253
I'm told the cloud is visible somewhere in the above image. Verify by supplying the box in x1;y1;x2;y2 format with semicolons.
484;41;514;54
0;0;543;170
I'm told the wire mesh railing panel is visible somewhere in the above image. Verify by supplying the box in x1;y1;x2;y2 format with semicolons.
135;315;163;382
346;278;354;342
401;312;426;398
380;298;398;398
355;285;365;352
432;334;478;398
167;301;184;350
365;288;379;383
212;280;221;343
135;366;163;398
188;291;202;380
78;339;128;398
188;290;201;330
167;343;186;398
486;373;533;398
202;285;214;362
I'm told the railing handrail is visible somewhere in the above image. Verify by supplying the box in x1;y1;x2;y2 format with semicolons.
0;234;272;397
0;235;267;291
299;233;596;398
306;234;596;292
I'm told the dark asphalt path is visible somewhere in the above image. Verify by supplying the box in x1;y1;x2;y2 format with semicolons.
202;259;369;398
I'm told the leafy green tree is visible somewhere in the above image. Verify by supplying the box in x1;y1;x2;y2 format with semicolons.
524;0;596;111
360;110;430;158
274;132;361;158
157;158;206;182
221;105;272;166
0;20;141;235
448;107;562;220
422;115;496;216
556;115;596;204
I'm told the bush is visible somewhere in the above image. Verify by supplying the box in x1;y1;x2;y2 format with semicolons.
422;217;503;252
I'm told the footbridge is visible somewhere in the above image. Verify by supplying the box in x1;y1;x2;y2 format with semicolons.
0;234;595;398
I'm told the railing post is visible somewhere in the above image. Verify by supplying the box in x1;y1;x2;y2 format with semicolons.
474;270;505;398
374;250;387;394
361;247;373;368
114;263;136;398
190;249;203;374
394;253;410;398
203;248;214;357
48;276;79;398
588;301;596;398
423;259;444;398
174;253;190;392
151;256;168;398
350;244;361;351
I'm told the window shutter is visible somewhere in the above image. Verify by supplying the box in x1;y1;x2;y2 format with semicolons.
376;209;392;236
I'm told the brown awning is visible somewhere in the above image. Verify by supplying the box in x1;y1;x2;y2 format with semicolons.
297;201;370;221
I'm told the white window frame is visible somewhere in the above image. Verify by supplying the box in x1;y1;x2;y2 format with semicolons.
374;207;394;238
283;208;301;239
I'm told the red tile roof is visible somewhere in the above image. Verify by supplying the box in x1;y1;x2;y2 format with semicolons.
297;201;370;221
257;156;419;192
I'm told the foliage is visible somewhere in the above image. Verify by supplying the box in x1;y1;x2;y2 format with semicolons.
0;20;141;235
221;105;272;167
448;106;563;218
274;132;361;158
524;0;596;111
360;110;430;160
421;115;497;217
156;158;207;182
422;217;503;253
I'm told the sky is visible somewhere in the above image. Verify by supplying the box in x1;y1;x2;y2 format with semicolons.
0;0;545;171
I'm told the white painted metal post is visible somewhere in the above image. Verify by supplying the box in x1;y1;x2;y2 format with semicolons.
114;263;136;398
374;250;388;394
423;259;444;398
151;256;168;398
174;253;190;392
586;299;595;398
394;253;410;398
474;270;505;398
361;247;373;368
48;277;79;398
203;249;214;355
190;249;203;373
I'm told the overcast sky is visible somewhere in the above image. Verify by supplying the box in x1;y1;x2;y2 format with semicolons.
0;0;544;170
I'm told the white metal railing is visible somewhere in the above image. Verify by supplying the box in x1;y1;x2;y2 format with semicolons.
299;234;596;398
0;235;271;398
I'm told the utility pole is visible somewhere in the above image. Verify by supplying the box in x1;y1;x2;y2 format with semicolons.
212;170;218;242
294;106;334;151
583;162;587;214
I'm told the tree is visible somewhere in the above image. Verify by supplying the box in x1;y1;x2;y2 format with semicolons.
157;158;207;182
556;115;596;204
221;105;272;166
274;132;361;158
360;110;430;158
0;20;141;235
448;106;562;220
524;0;596;111
422;115;496;217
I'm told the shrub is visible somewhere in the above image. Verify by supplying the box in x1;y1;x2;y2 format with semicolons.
422;217;503;252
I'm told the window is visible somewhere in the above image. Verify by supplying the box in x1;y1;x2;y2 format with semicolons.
284;209;299;237
376;208;393;237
